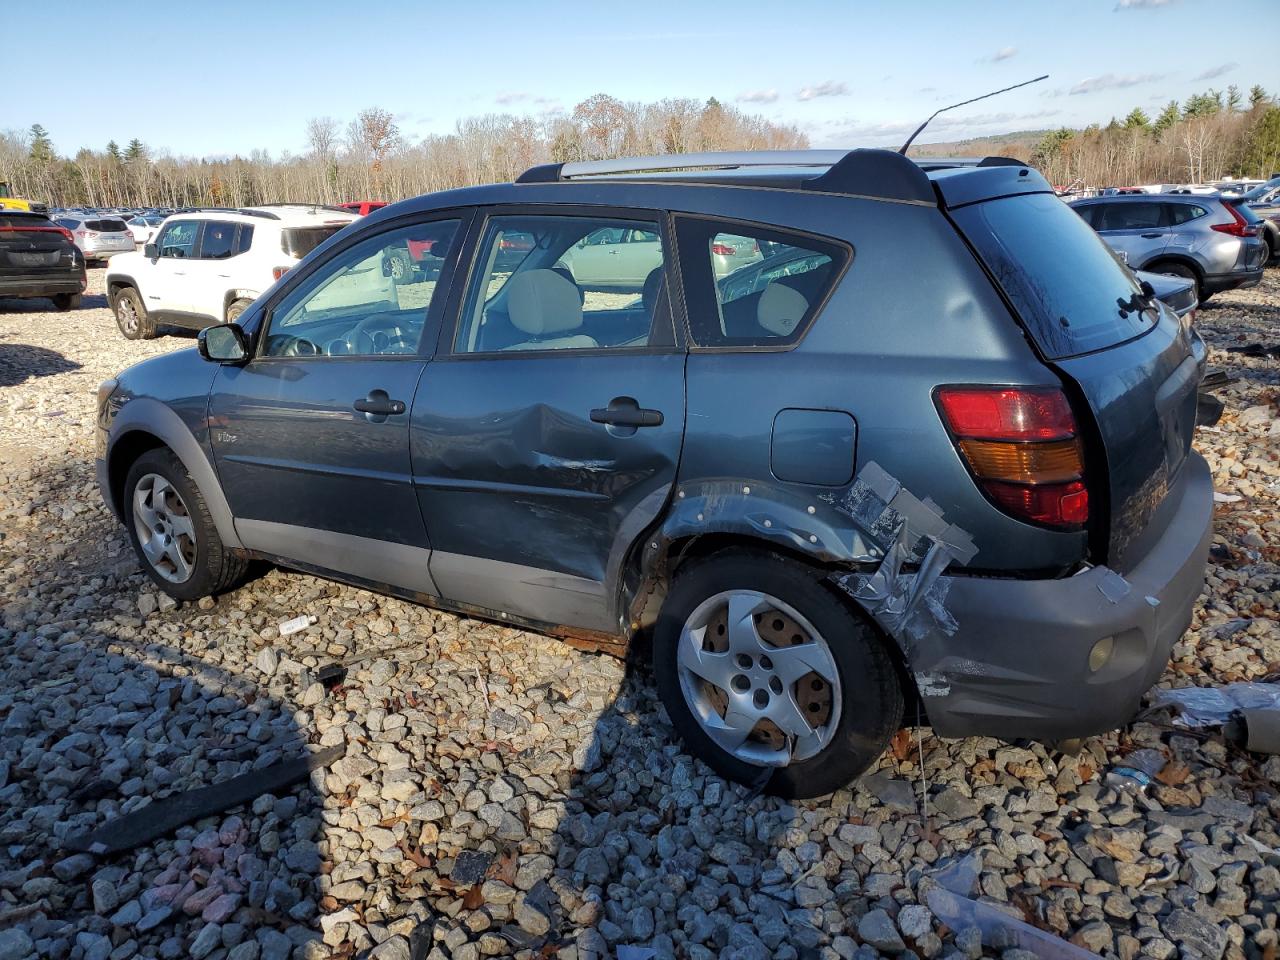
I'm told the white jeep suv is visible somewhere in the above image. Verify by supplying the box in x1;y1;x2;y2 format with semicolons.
106;205;359;339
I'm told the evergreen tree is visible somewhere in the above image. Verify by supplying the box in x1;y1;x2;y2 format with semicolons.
1226;85;1242;112
29;124;54;163
1250;85;1269;108
1123;108;1150;130
106;140;122;162
1153;100;1180;134
124;138;146;164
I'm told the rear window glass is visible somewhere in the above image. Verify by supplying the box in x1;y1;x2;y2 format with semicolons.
674;218;849;348
0;214;52;228
953;193;1158;360
88;219;129;232
282;225;347;259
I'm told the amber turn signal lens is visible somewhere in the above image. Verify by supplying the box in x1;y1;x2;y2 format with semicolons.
957;438;1084;485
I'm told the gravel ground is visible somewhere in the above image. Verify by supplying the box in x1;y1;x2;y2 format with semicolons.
0;268;1277;960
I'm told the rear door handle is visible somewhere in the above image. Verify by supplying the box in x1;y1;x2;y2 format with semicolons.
590;399;663;428
353;389;406;418
1141;233;1164;238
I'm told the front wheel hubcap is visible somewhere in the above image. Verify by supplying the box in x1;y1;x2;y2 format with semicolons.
132;473;196;583
118;299;138;334
677;590;842;768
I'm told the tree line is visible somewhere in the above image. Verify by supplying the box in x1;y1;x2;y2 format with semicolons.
0;95;807;209
6;84;1279;209
1029;84;1280;190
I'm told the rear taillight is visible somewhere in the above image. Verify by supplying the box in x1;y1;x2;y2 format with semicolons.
272;266;291;281
937;385;1089;529
711;242;736;256
1210;204;1258;237
58;227;74;243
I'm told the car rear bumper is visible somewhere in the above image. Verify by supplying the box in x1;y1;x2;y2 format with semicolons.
0;274;85;298
1203;267;1264;295
914;451;1212;742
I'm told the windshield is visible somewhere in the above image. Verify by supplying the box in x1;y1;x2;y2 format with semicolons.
952;192;1159;360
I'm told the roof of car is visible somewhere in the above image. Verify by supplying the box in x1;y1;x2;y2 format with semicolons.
164;206;358;227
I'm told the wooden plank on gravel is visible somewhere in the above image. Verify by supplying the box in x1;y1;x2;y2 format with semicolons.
62;744;345;855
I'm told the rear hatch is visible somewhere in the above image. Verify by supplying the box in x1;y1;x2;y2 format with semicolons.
0;215;77;275
946;183;1200;571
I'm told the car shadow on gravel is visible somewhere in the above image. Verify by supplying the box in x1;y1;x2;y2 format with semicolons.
0;341;82;387
0;625;327;960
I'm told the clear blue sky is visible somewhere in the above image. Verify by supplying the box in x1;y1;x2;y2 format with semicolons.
9;0;1277;158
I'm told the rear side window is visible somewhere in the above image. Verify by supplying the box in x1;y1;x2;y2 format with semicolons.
953;192;1158;360
674;217;849;348
1071;204;1100;228
199;221;239;260
1095;202;1163;231
282;225;348;259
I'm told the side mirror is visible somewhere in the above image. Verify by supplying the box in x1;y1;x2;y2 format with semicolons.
144;242;158;259
1140;280;1157;299
198;323;249;364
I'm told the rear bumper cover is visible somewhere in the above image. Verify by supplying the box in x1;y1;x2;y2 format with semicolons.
1203;268;1263;295
915;451;1212;741
0;274;84;298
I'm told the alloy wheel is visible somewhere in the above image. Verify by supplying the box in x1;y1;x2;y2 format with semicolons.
676;589;842;767
117;297;139;336
131;473;197;583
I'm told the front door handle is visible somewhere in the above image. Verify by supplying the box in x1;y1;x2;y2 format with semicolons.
590;397;663;428
1141;233;1163;238
353;389;406;420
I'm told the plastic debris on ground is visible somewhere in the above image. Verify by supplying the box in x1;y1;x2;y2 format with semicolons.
1151;682;1280;727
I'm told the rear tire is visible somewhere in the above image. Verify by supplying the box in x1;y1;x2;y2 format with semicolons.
52;293;81;311
124;448;249;601
113;286;155;340
653;549;903;799
387;249;415;285
1146;260;1204;302
226;298;252;323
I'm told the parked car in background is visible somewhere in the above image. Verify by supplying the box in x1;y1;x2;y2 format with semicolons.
125;214;167;246
53;214;135;264
335;201;388;216
105;205;359;338
1136;269;1198;322
1069;193;1267;300
96;150;1212;798
0;211;86;310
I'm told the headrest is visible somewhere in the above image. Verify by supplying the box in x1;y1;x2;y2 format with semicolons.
506;269;583;336
756;282;809;338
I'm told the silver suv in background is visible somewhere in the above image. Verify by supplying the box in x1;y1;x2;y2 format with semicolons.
53;215;136;264
1069;194;1267;301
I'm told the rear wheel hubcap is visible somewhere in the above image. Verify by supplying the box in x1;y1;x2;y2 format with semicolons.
677;589;841;768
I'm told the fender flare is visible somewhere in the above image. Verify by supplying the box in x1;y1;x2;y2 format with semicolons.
107;397;243;549
105;274;143;310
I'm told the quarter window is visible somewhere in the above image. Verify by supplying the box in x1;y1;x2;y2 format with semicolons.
1165;204;1208;225
261;220;459;358
157;222;198;258
453;215;668;354
674;218;849;347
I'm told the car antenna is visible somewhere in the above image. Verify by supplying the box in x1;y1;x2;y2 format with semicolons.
898;74;1049;155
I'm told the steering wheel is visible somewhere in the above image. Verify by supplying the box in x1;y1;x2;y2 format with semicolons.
347;314;418;355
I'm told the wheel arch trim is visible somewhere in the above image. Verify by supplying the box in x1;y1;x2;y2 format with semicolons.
106;398;243;549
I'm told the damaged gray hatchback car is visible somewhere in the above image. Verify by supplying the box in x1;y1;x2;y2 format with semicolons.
96;150;1213;798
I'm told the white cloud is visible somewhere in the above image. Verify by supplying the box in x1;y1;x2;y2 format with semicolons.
990;46;1018;62
1068;73;1163;95
1115;0;1173;8
1193;62;1237;81
796;81;849;102
495;91;529;105
737;89;779;105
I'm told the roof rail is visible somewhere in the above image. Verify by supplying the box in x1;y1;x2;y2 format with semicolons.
515;149;935;203
252;202;354;215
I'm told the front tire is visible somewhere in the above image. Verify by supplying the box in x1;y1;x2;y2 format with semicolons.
124;449;248;601
113;286;155;340
653;549;903;799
